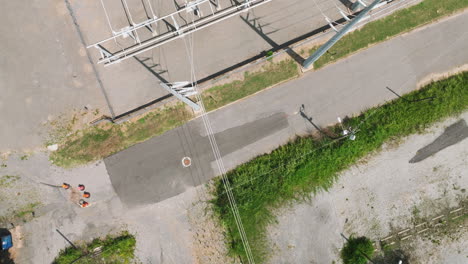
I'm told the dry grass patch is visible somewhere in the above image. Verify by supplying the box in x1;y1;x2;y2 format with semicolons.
51;104;193;168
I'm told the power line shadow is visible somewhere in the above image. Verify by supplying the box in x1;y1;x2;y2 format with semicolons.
241;12;305;65
196;14;351;84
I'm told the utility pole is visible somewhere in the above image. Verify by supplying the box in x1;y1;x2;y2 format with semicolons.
302;0;381;69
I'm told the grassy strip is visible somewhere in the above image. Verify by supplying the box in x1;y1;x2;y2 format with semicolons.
53;232;136;264
51;60;297;167
201;60;298;111
212;72;468;263
310;0;468;68
51;104;192;167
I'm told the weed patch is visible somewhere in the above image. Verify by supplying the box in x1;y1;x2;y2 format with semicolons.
202;60;298;111
53;231;136;264
0;175;20;187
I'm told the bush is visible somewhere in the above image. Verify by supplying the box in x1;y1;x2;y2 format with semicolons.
341;236;375;264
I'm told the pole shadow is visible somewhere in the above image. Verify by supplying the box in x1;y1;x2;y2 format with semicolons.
410;119;468;163
299;104;337;139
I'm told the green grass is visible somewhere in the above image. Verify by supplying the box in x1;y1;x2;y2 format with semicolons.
50;104;192;167
53;231;136;264
212;72;468;263
202;60;298;111
310;0;468;68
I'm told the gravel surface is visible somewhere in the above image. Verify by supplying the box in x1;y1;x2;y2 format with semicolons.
267;112;468;264
0;152;232;264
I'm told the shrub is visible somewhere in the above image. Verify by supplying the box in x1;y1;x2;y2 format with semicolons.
341;236;375;264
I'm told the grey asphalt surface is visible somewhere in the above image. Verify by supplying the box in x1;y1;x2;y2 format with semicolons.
106;112;288;206
105;11;468;206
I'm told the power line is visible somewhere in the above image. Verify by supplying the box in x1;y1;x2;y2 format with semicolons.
180;11;256;264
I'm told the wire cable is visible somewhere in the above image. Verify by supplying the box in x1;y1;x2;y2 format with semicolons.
180;8;257;263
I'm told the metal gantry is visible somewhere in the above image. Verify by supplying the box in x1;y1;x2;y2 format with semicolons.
88;0;273;67
88;0;274;110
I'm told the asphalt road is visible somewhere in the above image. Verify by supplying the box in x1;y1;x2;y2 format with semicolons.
105;11;468;206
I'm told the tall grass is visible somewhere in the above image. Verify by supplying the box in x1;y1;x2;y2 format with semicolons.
212;72;468;263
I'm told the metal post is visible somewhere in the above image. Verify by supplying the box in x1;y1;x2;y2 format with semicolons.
160;82;201;110
302;0;381;69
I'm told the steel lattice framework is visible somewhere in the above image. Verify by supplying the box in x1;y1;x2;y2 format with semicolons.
88;0;273;67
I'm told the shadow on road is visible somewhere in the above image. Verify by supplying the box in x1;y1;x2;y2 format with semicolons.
299;104;337;139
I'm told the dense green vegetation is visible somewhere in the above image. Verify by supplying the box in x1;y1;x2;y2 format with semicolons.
341;236;375;264
53;232;136;264
310;0;468;68
213;72;468;263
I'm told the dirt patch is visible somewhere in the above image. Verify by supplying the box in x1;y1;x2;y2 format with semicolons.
188;186;238;264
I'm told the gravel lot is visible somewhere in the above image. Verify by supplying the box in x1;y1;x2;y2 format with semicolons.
0;152;233;263
267;112;468;264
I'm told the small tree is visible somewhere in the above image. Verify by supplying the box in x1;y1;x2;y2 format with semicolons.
341;236;375;264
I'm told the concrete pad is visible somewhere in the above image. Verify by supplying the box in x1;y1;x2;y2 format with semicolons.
0;0;107;150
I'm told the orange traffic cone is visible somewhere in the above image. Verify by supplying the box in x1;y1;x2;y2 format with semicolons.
79;199;89;208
